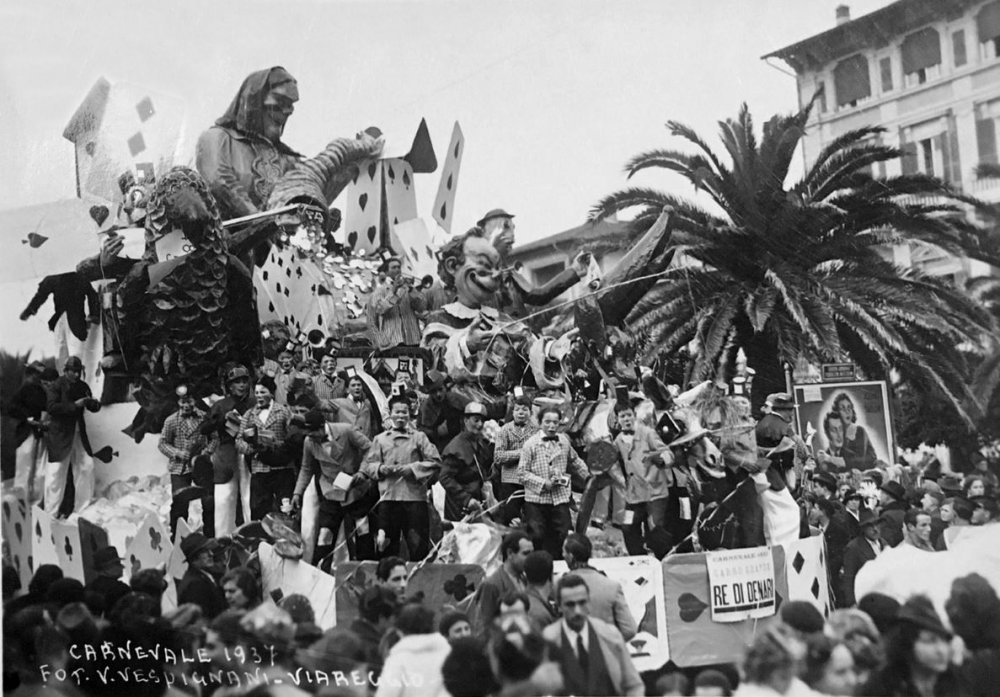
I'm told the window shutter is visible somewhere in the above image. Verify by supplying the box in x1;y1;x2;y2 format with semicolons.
976;118;998;165
977;1;1000;44
953;30;968;67
880;57;893;92
834;55;872;107
901;28;942;75
900;130;919;175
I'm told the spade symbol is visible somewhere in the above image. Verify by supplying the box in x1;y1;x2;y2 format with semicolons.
93;446;117;463
387;164;396;182
89;205;110;227
348;231;358;248
359;193;368;211
446;174;453;191
366;226;377;243
402;170;411;188
130;554;140;575
23;233;48;248
149;526;162;552
34;521;41;539
268;301;275;313
440;203;448;220
295;267;303;278
352;170;360;185
367;161;378;179
63;536;74;560
678;592;708;622
14;522;22;542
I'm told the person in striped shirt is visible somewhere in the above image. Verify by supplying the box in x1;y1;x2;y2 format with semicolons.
367;256;426;349
517;405;591;559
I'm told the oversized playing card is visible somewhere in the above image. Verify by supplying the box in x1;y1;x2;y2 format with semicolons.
383;158;418;230
124;509;172;582
63;79;187;206
432;122;464;233
167;517;197;582
554;555;669;671
389;217;438;281
2;489;32;590
259;541;337;629
153;228;193;262
31;504;59;569
341;159;382;253
253;245;341;337
53;516;85;583
77;517;111;586
782;535;831;617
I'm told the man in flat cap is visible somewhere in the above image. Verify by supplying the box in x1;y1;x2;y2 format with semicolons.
478;209;589;320
440;402;495;521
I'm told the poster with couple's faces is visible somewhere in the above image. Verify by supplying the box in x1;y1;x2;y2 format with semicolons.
793;381;894;473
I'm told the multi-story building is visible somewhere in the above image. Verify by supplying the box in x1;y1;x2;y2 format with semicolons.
764;0;999;281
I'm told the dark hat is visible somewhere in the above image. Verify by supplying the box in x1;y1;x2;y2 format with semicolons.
438;610;469;637
939;474;963;495
464;402;487;417
857;593;901;634
257;375;277;394
302;409;326;432
880;480;906;501
180;533;217;561
898;595;951;638
279;594;316;624
780;600;825;635
92;545;124;571
476;208;514;227
858;508;878;527
421;369;449;392
25;360;46;375
64;356;84;372
953;497;975;521
971;496;998;517
226;365;250;383
813;472;838;492
765;392;796;410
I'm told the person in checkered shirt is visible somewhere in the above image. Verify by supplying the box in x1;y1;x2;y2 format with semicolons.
236;375;296;520
517;405;592;559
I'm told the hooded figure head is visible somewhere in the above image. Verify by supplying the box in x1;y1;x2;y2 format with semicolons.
216;67;300;154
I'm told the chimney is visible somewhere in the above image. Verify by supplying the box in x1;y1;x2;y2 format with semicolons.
836;5;851;26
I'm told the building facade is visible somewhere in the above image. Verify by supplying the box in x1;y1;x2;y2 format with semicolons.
765;0;1000;281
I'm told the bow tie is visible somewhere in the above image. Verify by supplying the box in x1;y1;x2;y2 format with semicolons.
542;436;559;442
620;429;634;435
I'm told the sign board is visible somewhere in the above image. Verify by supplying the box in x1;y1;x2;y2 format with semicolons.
821;363;857;382
705;546;776;622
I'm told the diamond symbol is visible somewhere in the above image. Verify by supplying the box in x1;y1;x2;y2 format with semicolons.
634;576;648;587
792;552;805;574
811;578;821;599
136;97;155;122
127;132;146;157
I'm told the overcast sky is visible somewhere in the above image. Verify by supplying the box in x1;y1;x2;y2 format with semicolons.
0;0;892;245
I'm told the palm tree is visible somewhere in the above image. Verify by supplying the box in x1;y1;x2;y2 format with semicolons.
591;102;999;423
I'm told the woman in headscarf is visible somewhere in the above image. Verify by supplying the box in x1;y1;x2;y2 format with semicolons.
196;67;302;221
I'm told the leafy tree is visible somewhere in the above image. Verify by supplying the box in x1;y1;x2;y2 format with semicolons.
591;102;999;422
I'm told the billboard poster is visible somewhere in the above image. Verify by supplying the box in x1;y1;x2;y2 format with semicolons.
793;381;894;472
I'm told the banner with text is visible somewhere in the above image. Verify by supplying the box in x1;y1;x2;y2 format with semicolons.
705;546;776;623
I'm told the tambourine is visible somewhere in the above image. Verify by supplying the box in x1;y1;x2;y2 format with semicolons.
586;440;619;475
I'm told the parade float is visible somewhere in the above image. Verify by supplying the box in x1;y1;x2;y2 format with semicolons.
7;73;997;671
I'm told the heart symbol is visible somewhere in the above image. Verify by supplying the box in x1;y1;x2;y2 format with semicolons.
64;536;74;560
446;174;453;191
352;170;360;185
367;226;377;243
15;522;22;542
439;202;447;220
367;161;378;179
402;171;411;188
348;231;358;248
678;592;708;622
89;205;110;227
359;193;368;211
387;164;396;182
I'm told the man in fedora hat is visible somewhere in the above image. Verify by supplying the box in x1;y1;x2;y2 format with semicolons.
417;369;467;452
440;402;495;521
43;356;100;516
293;410;373;562
200;363;255;535
10;360;53;503
477;208;589;320
877;480;910;548
840;508;885;606
85;545;130;612
177;533;225;619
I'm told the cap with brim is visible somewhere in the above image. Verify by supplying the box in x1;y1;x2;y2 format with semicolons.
180;533;217;561
64;356;84;371
880;480;906;501
814;472;838;491
226;365;250;383
464;402;487;417
938;474;963;495
476;208;514;228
